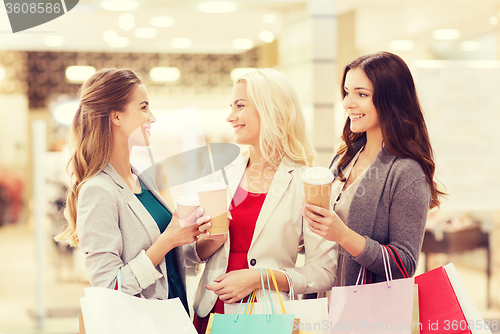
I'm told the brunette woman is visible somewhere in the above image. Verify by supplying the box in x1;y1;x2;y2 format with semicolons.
303;52;444;286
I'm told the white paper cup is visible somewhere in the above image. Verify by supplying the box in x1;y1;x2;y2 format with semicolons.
302;167;334;209
197;183;228;235
176;195;200;227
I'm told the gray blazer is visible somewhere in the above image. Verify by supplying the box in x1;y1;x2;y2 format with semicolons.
77;164;194;299
329;137;431;285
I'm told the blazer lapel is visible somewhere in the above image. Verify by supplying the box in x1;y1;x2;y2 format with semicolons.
133;165;174;214
223;153;247;209
249;157;294;249
348;149;396;235
103;164;161;244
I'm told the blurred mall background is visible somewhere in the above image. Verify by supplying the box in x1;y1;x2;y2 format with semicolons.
0;0;499;333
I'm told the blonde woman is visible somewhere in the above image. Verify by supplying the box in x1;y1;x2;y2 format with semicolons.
55;68;211;314
190;68;338;332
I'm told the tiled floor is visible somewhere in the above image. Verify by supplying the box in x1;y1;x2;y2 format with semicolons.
0;222;499;334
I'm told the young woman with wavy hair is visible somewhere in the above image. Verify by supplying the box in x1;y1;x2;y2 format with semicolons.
190;68;338;333
303;51;445;286
55;68;210;313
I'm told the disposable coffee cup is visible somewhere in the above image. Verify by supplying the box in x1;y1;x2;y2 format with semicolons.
197;183;228;235
176;195;200;227
302;167;334;209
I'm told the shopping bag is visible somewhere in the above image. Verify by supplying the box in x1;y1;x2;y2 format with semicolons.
383;245;420;334
205;313;215;334
80;269;196;334
225;269;325;333
226;298;328;334
415;263;492;334
327;245;415;334
211;268;295;334
412;285;420;334
226;295;328;332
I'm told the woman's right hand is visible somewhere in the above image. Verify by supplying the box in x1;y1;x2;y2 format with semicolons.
146;208;210;267
163;208;211;247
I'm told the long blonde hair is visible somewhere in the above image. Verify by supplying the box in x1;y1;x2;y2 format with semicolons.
55;68;142;247
236;68;316;167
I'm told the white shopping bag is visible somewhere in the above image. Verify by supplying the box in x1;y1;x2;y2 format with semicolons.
80;287;196;334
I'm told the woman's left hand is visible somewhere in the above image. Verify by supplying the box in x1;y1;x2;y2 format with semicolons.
302;203;348;243
205;269;260;304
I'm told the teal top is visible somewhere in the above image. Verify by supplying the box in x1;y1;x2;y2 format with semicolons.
134;181;189;315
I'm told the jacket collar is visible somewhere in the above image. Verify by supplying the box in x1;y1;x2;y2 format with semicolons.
102;163;169;244
330;135;367;176
249;155;295;248
225;154;296;250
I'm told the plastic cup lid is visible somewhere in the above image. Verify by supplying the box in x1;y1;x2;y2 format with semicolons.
197;182;227;192
176;195;200;206
302;167;334;185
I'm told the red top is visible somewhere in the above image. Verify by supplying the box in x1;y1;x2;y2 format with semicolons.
194;185;266;333
214;185;267;313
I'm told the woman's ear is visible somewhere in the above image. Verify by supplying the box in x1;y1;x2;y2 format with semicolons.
110;111;121;127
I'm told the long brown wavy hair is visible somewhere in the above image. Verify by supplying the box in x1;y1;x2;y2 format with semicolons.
336;52;445;208
55;68;142;247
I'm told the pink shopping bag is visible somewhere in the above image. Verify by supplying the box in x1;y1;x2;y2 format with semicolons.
327;245;416;334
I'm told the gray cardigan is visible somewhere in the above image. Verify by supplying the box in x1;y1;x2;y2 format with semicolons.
329;137;431;285
77;164;200;299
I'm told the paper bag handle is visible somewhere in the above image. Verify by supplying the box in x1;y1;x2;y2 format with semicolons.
382;244;409;278
354;245;393;292
266;269;287;315
112;268;122;291
236;268;272;322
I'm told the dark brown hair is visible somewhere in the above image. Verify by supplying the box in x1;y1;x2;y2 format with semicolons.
55;68;142;246
337;51;444;208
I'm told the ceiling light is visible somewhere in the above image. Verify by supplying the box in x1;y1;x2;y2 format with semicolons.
197;1;237;13
460;41;480;51
150;16;175;27
52;100;79;126
432;29;460;40
490;16;498;25
65;66;96;83
135;27;157;38
110;36;129;47
102;30;129;47
0;67;5;80
43;35;65;47
262;14;277;24
171;38;192;48
150;67;181;82
100;0;140;11
259;31;274;43
230;67;256;82
119;13;135;30
232;38;254;50
389;40;414;51
103;30;119;43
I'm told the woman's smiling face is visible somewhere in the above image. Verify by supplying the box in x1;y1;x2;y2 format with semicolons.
227;81;261;147
342;67;380;135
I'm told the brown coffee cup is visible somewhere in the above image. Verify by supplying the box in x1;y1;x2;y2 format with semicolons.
197;183;228;235
176;195;200;227
302;167;334;209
